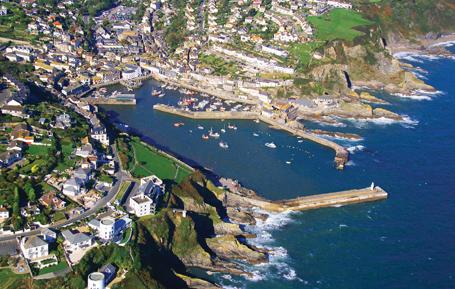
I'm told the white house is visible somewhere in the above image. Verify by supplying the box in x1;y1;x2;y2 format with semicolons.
130;194;154;217
0;206;9;219
90;126;109;146
121;65;142;80
0;6;7;16
62;177;84;197
21;236;49;260
61;230;93;251
98;218;115;241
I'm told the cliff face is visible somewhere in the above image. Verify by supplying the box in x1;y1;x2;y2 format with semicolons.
300;41;434;97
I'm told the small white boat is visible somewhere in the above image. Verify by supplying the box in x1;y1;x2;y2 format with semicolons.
298;140;303;143
253;133;259;137
152;89;162;96
209;128;220;138
286;161;291;164
197;125;204;130
219;141;229;149
221;128;226;133
265;142;277;149
254;119;260;123
227;123;237;130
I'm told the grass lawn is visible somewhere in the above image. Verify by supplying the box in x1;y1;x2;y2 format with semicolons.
130;140;192;182
308;8;373;41
120;226;133;244
36;261;68;276
26;145;51;156
288;41;324;68
116;181;132;202
0;268;28;287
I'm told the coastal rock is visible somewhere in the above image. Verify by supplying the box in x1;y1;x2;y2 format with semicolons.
213;221;245;235
373;108;402;120
206;235;268;264
359;91;388;104
226;207;257;225
334;102;373;118
176;273;221;289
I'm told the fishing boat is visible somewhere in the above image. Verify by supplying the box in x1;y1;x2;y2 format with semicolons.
174;122;184;127
202;134;209;140
265;142;277;149
227;123;237;130
221;128;226;133
209;128;220;138
158;92;165;97
219;141;229;149
286;161;291;164
152;89;162;96
253;133;259;137
197;125;204;130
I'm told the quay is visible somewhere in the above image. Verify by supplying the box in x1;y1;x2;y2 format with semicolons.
224;186;389;213
84;93;136;105
154;104;349;169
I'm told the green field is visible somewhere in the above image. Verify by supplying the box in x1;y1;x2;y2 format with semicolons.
308;8;373;41
0;268;28;287
116;181;132;202
36;261;68;276
130;140;192;182
288;41;324;69
26;145;51;156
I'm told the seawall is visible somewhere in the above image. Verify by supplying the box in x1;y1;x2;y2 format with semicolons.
224;186;388;213
153;104;349;169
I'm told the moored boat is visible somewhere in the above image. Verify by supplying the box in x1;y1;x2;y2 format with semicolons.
265;142;277;149
219;141;229;149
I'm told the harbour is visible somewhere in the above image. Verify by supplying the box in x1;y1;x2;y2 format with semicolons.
100;51;455;289
153;103;349;169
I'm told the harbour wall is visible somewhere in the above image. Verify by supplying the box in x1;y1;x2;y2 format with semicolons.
153;104;349;169
224;186;388;213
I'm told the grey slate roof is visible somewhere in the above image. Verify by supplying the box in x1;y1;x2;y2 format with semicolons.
23;236;47;249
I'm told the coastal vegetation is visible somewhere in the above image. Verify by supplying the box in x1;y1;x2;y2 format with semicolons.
357;0;455;38
308;8;374;42
116;135;192;182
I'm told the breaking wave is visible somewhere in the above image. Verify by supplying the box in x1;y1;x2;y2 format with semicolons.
342;115;419;129
347;145;365;154
238;210;303;283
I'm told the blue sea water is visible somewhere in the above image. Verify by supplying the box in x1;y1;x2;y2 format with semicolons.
102;47;455;289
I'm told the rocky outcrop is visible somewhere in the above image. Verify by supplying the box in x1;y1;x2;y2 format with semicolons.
226;207;257;225
176;273;221;289
373;107;402;120
213;221;245;235
206;235;268;264
358;91;388;104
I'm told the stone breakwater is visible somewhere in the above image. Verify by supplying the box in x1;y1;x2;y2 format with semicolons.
153;104;349;169
221;183;388;213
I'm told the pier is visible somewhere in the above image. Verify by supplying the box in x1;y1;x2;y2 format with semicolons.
224;186;388;213
154;104;349;169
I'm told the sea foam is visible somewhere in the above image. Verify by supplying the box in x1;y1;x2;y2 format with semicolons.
238;210;303;283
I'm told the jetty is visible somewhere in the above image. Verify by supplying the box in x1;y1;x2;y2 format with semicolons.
154;104;349;169
223;185;388;213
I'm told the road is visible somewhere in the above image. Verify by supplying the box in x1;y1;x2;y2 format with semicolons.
0;145;129;242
